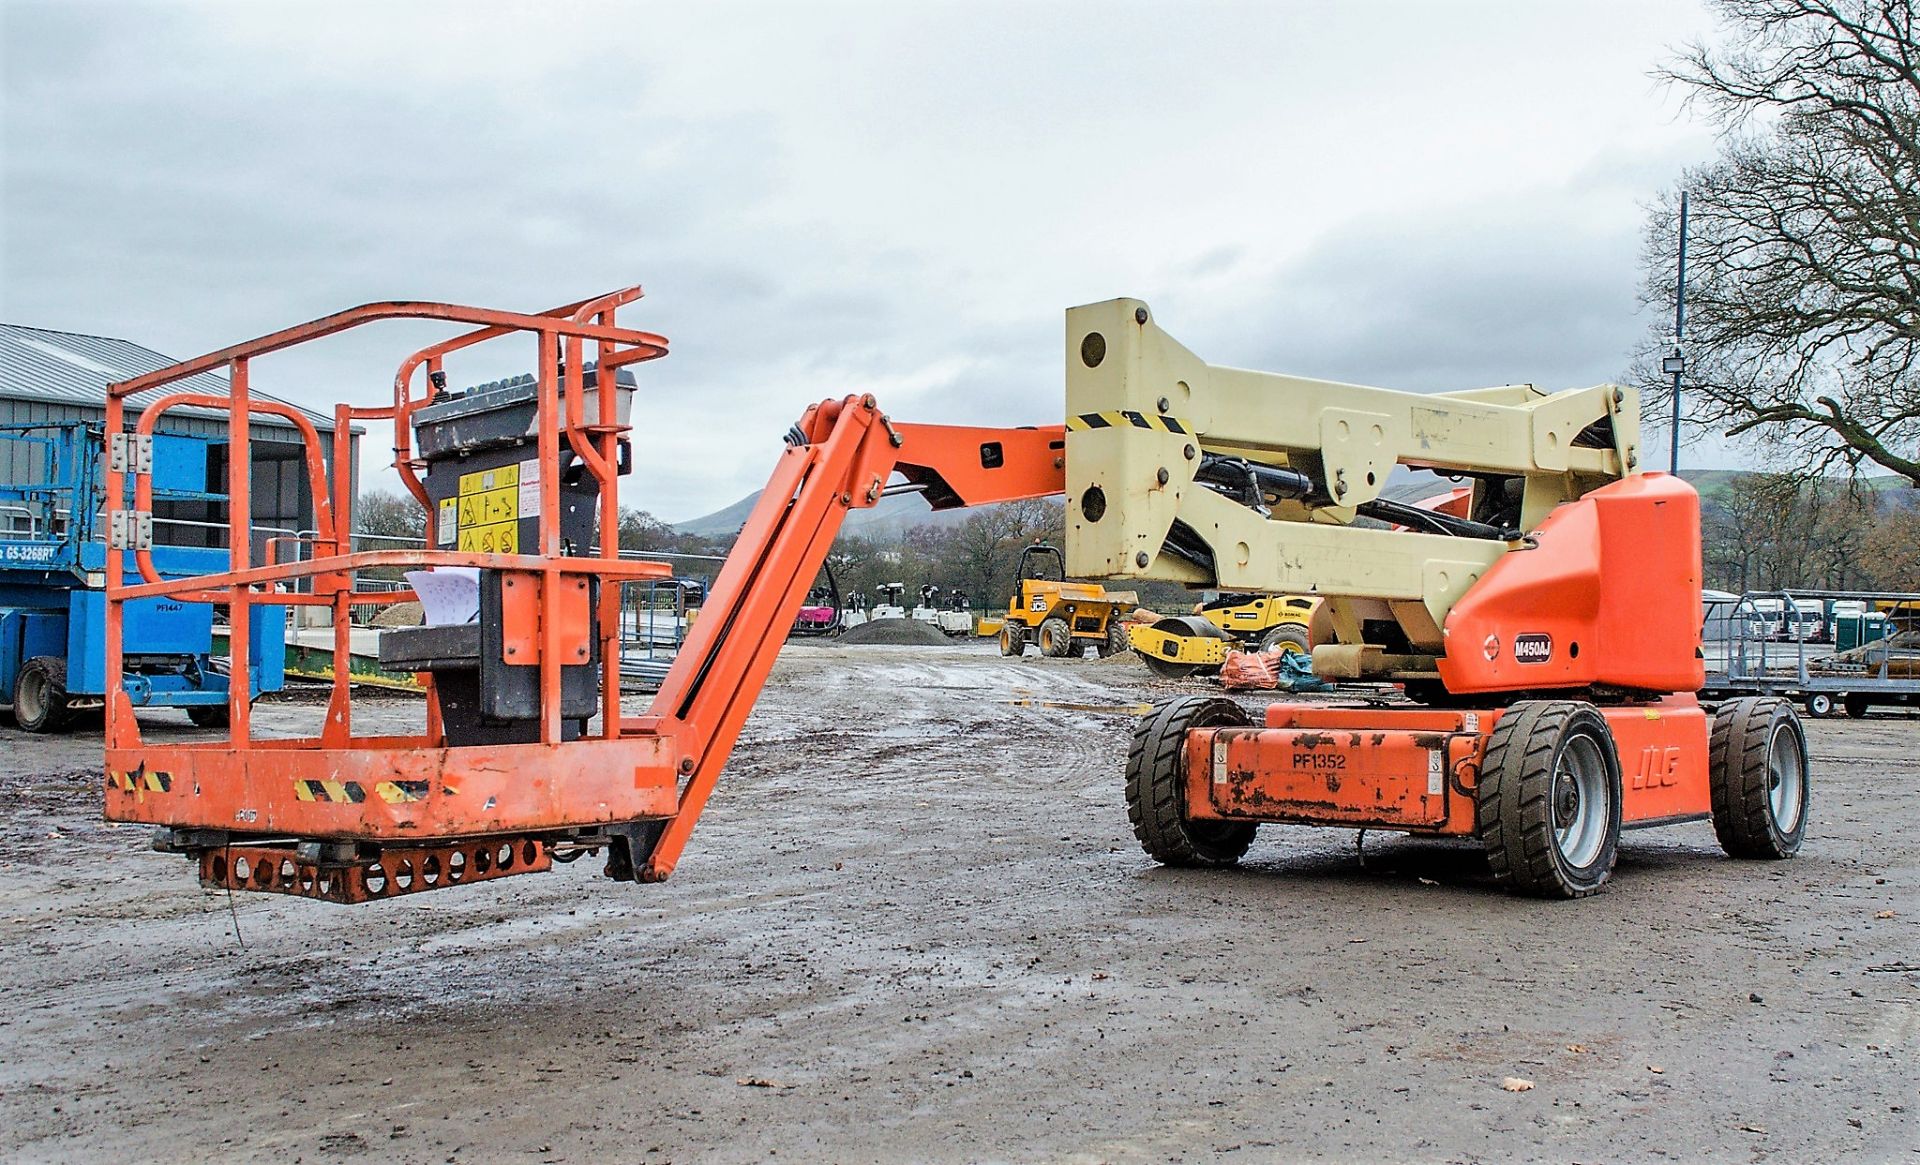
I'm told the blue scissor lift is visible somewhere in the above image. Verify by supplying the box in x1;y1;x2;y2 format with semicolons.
0;422;285;732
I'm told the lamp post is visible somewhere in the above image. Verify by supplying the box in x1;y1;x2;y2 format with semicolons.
1666;190;1689;476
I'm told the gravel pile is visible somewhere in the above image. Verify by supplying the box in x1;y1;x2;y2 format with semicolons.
832;618;955;646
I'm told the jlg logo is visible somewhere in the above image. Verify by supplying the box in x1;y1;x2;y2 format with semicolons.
1632;746;1681;789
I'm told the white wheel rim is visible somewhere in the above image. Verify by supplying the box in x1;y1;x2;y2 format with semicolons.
1552;733;1610;869
17;671;45;723
1767;723;1806;833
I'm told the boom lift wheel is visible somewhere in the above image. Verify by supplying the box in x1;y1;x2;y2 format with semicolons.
1126;696;1257;867
1709;697;1809;859
999;623;1027;657
1258;623;1310;656
1038;616;1075;658
1476;701;1623;899
13;656;74;735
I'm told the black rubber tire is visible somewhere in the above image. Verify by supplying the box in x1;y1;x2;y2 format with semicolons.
1126;696;1258;867
1038;617;1075;658
187;703;230;728
13;656;74;735
1709;697;1809;859
1102;618;1131;658
999;623;1027;657
1804;692;1836;718
1258;623;1311;656
1843;693;1872;719
1477;700;1623;899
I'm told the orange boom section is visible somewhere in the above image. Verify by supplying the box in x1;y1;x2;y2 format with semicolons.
102;291;1063;902
1436;473;1706;697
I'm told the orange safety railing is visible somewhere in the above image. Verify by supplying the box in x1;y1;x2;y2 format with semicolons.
102;292;670;751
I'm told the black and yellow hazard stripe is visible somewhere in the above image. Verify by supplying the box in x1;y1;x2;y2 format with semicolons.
375;780;430;804
108;766;172;793
1066;410;1189;435
294;779;366;804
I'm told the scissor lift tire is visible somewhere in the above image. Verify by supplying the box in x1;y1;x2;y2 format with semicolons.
13;656;74;735
187;704;231;729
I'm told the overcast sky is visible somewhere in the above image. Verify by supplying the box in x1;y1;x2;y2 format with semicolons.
3;0;1725;522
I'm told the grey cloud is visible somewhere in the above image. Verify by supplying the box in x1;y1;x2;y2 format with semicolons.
3;0;1722;521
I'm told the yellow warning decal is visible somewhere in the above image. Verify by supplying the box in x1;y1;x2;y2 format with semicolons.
293;779;366;804
1066;410;1189;435
458;464;520;494
375;780;430;804
109;765;172;793
455;463;520;553
458;521;518;553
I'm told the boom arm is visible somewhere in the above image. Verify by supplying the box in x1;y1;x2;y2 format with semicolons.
627;396;1063;880
1061;298;1641;661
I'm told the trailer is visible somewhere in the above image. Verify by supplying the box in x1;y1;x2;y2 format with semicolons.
0;421;285;732
1701;589;1920;718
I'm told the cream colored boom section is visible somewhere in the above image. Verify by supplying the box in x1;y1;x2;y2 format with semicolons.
1061;298;1640;651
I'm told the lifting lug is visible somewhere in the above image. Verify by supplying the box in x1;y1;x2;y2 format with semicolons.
604;821;668;883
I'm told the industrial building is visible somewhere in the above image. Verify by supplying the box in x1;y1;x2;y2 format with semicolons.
0;322;356;552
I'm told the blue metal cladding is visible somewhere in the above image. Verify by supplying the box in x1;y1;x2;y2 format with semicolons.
0;421;286;710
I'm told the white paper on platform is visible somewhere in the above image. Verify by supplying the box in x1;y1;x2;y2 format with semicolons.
406;568;481;625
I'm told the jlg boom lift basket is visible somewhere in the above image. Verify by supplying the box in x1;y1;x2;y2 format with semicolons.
103;289;1062;902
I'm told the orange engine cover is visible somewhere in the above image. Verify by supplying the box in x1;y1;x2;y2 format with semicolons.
1436;473;1705;696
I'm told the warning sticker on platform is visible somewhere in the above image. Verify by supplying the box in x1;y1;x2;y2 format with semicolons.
456;463;521;554
436;498;457;547
517;457;541;518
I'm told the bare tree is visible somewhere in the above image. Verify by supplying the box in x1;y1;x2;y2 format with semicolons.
1640;0;1920;481
618;508;678;551
1700;471;1878;590
941;498;1064;607
1862;500;1920;587
354;490;426;541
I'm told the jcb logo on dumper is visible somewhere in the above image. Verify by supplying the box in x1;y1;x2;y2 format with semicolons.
1631;746;1681;789
1030;596;1048;612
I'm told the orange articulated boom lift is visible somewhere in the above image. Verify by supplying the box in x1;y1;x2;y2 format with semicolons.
102;288;1062;902
1063;299;1809;897
102;289;1808;904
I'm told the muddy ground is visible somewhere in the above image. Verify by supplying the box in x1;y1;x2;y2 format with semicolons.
0;643;1915;1163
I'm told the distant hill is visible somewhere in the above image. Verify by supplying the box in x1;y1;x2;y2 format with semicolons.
675;489;998;539
1679;469;1914;505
